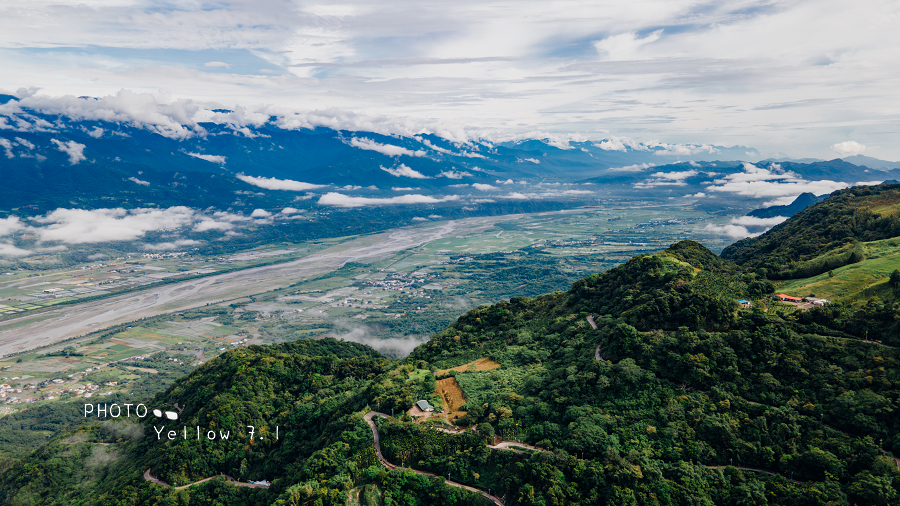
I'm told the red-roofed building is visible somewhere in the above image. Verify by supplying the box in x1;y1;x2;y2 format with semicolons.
772;294;802;303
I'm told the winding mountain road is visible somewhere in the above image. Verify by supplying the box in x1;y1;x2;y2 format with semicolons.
488;441;542;452
587;314;606;361
364;412;504;505
143;469;266;489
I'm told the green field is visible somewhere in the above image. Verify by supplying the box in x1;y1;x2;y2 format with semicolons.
775;237;900;305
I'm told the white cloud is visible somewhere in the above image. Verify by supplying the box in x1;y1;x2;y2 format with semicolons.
143;239;202;250
634;170;699;188
381;163;429;179
438;170;471;179
506;192;528;199
0;217;24;236
831;141;866;156
427;214;442;219
730;216;789;227
594;30;662;61
523;158;540;164
4;4;900;159
472;183;496;190
236;174;324;191
595;137;647;152
2;91;203;139
0;138;12;158
350;137;425;157
706;163;848;203
704;215;788;240
128;177;150;186
391;187;420;191
187;152;226;164
251;209;272;218
280;207;302;214
496;179;515;185
204;61;232;68
609;162;655;172
50;139;86;164
317;192;459;208
193;220;233;232
14;137;34;150
855;180;885;186
85;126;104;138
33;207;197;244
650;143;718;156
689;160;700;167
418;137;486;158
412;217;429;221
704;224;761;239
0;243;32;257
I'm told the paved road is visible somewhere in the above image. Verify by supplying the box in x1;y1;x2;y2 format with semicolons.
364;412;504;505
143;469;266;489
587;315;606;361
0;215;516;357
488;441;541;452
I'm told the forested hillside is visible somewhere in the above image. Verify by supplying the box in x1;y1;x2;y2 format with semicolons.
722;183;900;279
1;235;899;505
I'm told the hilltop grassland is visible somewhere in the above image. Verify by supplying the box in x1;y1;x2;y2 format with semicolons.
775;237;900;306
722;183;900;279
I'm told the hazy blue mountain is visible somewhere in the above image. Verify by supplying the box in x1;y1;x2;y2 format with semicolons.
3;94;900;218
746;192;828;218
841;154;900;170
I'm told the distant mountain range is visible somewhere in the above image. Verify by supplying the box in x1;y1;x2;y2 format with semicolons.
747;192;829;218
2;93;900;219
841;154;900;170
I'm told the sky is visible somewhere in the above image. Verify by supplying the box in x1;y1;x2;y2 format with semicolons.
0;0;898;160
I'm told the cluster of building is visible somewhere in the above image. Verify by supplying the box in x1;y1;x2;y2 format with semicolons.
141;251;189;259
736;295;832;309
1;383;25;404
771;294;831;306
365;273;419;291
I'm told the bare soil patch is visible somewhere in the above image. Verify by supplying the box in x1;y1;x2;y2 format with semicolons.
437;357;501;375
436;377;468;421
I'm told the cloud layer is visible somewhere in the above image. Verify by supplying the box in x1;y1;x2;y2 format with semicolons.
317;192;459;208
350;137;425;157
2;1;899;158
32;207;198;244
705;163;848;206
381;163;428;179
705;215;789;239
237;174;325;191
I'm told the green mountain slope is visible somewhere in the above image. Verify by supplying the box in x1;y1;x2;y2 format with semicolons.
773;236;900;306
1;241;899;506
722;183;900;279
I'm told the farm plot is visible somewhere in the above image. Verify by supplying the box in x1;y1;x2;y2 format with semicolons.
436;377;468;421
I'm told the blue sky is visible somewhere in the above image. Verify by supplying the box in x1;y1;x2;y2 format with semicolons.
0;0;898;159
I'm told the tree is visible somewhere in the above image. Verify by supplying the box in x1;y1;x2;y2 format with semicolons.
890;269;900;293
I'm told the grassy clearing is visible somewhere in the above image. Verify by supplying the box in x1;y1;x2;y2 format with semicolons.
407;368;431;382
775;237;900;305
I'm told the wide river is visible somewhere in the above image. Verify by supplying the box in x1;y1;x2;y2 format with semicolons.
0;215;515;357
